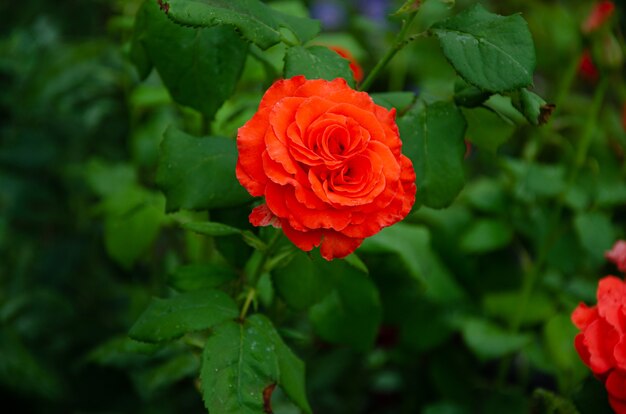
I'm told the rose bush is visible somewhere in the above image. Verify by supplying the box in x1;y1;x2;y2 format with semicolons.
236;76;416;260
572;276;626;413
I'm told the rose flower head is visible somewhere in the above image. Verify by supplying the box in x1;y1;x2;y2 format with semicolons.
329;46;364;83
607;240;626;273
572;276;626;413
236;76;416;260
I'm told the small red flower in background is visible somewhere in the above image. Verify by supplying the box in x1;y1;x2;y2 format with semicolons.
582;1;615;34
572;276;626;413
329;46;364;82
607;241;626;273
578;50;600;82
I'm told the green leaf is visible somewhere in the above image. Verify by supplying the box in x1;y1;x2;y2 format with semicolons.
461;318;532;360
360;224;465;304
251;315;312;414
463;107;515;154
164;0;320;50
182;221;242;237
273;252;334;310
156;128;251;212
431;4;536;92
284;45;355;86
544;314;586;373
309;267;382;351
169;263;238;292
513;88;554;126
482;292;556;327
459;219;513;254
371;92;417;112
129;290;239;342
398;100;467;209
574;211;615;266
103;189;165;269
200;318;279;414
132;352;200;399
86;336;161;368
256;273;274;308
132;0;248;118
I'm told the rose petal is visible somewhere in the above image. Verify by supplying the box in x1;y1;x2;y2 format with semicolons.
249;204;281;228
607;370;626;402
609;396;626;414
583;317;619;374
281;220;322;252
319;231;364;260
597;276;626;330
574;332;593;369
572;302;599;330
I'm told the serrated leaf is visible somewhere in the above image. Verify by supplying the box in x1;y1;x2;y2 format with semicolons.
284;45;355;86
169;263;238;292
200;318;279;414
461;318;532;360
129;290;238;342
398;100;467;209
164;0;320;50
251;315;312;414
156;128;251;212
182;221;242;236
431;4;536;92
132;0;248;117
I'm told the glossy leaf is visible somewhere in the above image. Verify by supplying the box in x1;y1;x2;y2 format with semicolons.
284;45;355;86
156;128;251;212
431;4;536;92
398;100;467;209
129;290;238;342
164;0;320;50
201;318;277;414
131;0;247;117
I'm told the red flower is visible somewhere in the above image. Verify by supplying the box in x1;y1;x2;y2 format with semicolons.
607;241;626;273
329;46;364;83
236;76;416;260
572;276;626;413
578;50;600;82
582;1;616;34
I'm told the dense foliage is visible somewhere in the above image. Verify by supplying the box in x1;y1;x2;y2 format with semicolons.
1;0;625;413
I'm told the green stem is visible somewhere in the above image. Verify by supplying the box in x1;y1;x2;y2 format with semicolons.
239;230;283;320
359;13;419;92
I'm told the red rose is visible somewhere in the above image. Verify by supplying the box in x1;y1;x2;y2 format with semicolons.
578;50;599;83
607;240;626;273
582;1;615;34
236;76;416;260
572;276;626;413
329;46;364;83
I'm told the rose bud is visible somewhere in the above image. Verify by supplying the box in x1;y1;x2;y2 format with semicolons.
582;1;616;34
578;50;600;82
236;76;416;260
607;240;626;273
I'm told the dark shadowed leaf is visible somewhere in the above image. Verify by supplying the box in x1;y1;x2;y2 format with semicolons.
156;128;251;212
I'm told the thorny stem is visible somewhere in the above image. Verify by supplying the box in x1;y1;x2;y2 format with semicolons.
359;12;420;92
